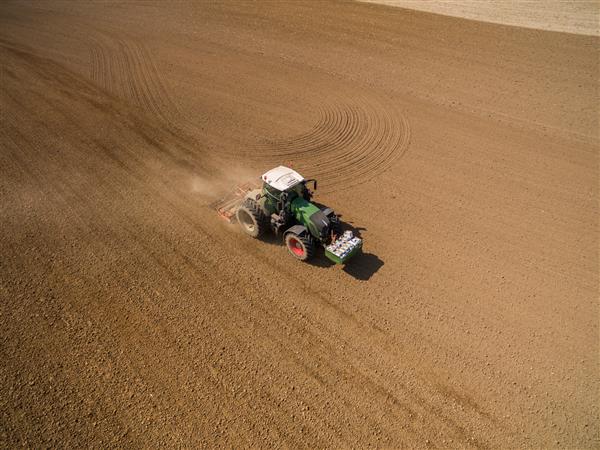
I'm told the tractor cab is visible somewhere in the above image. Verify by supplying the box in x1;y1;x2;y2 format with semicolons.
260;166;315;213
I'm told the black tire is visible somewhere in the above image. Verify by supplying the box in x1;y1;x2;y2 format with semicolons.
236;199;266;238
329;213;342;237
284;232;315;261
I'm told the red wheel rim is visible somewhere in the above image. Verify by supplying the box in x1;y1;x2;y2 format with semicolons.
288;237;305;256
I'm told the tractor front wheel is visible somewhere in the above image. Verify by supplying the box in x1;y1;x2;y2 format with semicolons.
284;232;315;261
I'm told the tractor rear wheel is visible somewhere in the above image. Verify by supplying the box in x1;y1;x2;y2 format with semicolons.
284;232;315;261
236;200;266;238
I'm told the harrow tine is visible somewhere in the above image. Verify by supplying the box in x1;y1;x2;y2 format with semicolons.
211;181;259;223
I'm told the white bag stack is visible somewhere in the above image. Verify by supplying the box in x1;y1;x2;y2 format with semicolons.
326;230;362;259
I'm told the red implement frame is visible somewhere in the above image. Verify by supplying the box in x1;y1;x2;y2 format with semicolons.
210;182;259;223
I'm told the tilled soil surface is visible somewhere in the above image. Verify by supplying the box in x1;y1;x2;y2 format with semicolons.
1;1;598;448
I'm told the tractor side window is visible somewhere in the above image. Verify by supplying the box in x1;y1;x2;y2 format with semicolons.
263;184;281;200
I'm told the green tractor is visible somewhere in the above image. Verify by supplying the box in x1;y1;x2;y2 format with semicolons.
218;166;362;263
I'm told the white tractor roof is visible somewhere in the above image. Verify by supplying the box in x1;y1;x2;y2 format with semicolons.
262;166;304;191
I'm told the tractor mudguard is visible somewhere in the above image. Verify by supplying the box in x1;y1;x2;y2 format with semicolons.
321;207;333;217
284;224;308;237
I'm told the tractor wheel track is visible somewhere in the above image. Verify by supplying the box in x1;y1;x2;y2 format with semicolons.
252;95;411;193
88;33;181;128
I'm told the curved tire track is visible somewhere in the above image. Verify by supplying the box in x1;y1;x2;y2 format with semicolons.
251;94;411;193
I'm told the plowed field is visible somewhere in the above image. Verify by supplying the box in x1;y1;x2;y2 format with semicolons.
1;1;598;448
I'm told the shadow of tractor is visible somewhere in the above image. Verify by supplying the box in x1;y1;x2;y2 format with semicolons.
342;252;384;281
309;218;383;281
246;212;383;280
338;219;383;280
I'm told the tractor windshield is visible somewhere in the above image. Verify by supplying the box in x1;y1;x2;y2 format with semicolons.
291;183;305;196
292;182;313;199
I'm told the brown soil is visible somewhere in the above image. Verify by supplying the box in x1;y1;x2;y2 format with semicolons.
1;1;598;448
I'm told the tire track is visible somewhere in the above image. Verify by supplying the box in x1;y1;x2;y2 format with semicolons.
251;94;411;193
88;33;181;127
